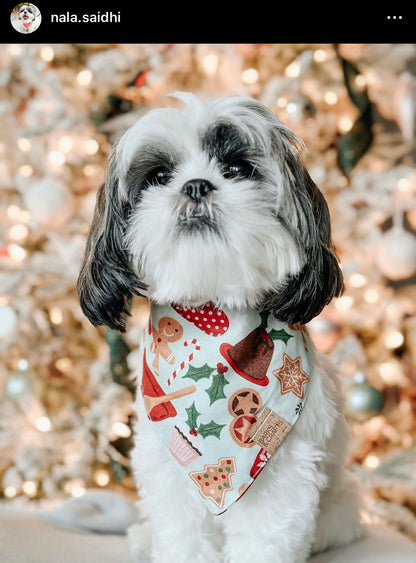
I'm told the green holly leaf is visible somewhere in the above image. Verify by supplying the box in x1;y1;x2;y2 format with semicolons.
197;420;226;440
183;363;216;382
268;328;293;345
185;401;200;430
205;372;229;406
258;310;270;330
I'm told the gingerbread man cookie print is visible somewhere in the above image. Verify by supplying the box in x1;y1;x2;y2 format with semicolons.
151;317;183;374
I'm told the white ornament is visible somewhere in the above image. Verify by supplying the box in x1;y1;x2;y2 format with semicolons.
376;224;416;280
87;49;130;87
394;72;416;142
0;305;17;338
22;177;73;227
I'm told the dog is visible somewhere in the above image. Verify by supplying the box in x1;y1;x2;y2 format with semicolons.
78;93;364;562
13;4;40;33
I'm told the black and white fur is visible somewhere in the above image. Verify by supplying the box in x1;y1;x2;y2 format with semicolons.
78;93;363;563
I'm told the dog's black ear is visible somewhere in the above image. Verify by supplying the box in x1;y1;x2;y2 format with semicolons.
261;139;344;325
77;156;146;332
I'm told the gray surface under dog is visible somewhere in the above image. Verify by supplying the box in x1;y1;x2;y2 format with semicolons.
1;504;416;562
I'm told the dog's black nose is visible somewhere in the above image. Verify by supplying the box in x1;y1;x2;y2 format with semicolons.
182;179;216;203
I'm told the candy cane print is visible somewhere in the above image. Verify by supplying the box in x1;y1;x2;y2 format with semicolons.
168;338;201;386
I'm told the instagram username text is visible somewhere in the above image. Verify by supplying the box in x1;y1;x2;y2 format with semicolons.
50;11;121;23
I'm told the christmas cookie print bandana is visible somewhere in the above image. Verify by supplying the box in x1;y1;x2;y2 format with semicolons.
140;303;313;515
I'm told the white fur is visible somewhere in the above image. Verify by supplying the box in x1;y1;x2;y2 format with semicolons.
126;174;302;309
122;95;304;310
131;351;363;562
107;94;364;561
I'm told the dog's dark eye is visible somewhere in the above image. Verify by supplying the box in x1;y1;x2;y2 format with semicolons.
144;167;171;187
223;160;255;180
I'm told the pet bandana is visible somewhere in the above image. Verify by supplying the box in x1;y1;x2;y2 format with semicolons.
140;302;313;515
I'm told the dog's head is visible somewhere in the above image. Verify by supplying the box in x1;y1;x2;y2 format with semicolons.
18;5;35;22
78;93;343;332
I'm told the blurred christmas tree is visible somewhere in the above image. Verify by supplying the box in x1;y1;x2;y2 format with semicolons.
1;44;416;533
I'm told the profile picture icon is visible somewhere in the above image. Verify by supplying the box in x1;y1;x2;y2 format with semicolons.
10;3;41;34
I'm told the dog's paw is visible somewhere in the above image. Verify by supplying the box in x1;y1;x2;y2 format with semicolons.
127;522;152;562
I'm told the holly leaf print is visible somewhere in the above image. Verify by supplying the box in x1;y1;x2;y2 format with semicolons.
183;363;216;382
205;372;229;406
185;401;200;430
197;420;226;440
268;328;293;345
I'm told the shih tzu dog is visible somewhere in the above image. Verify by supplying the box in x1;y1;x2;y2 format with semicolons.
14;4;40;33
78;93;364;562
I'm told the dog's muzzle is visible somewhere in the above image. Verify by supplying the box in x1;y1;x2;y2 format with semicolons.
178;179;219;233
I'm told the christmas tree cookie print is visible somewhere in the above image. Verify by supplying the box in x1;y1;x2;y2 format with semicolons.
220;310;293;386
189;457;236;510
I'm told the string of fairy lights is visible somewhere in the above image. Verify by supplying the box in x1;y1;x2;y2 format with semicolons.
1;52;131;500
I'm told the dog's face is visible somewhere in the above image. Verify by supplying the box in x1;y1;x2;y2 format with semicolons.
19;5;35;22
78;94;343;332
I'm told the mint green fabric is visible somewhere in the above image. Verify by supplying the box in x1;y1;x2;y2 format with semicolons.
140;303;313;515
